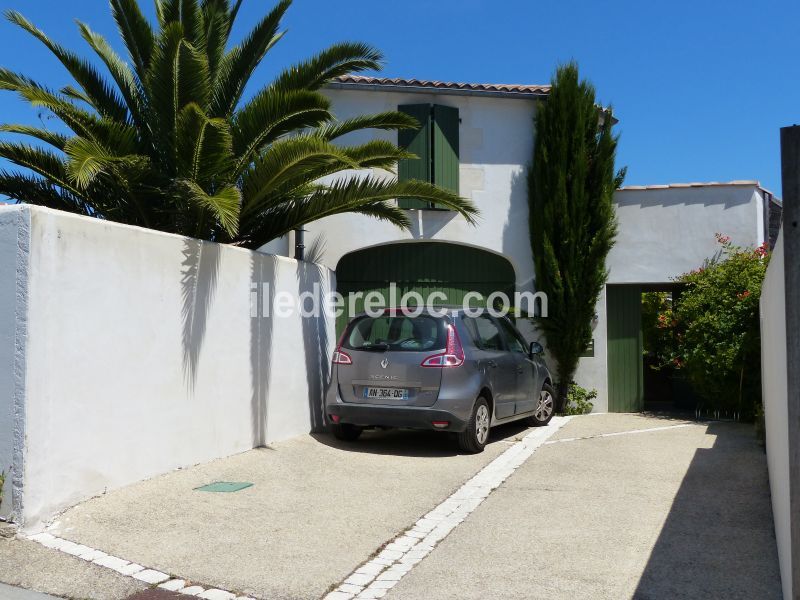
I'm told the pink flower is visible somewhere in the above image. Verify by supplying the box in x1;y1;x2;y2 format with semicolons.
715;232;731;245
737;290;751;300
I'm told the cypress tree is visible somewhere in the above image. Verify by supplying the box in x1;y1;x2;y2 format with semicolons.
528;62;625;409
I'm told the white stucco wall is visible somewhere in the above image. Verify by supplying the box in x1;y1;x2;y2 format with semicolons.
573;184;768;410
760;227;791;599
306;88;538;295
1;205;335;529
0;207;29;520
608;185;765;284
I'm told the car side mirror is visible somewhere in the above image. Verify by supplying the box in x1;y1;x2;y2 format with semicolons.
529;341;544;356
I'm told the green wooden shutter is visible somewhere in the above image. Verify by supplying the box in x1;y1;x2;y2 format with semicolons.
606;285;644;412
432;104;459;206
397;104;431;209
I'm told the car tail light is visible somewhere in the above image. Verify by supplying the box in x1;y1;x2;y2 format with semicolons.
330;414;341;423
431;421;450;428
421;323;464;368
332;330;352;365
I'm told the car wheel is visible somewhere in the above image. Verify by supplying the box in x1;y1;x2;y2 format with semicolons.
526;383;555;426
331;423;363;441
458;397;491;453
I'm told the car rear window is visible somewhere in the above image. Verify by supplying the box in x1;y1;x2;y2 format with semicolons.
343;315;446;352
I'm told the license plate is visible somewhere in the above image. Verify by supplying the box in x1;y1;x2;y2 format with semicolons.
364;387;409;400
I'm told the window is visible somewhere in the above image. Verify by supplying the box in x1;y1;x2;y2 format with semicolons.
464;315;505;351
497;317;527;354
343;315;446;352
397;104;459;210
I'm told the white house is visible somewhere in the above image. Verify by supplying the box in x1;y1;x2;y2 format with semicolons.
262;75;780;413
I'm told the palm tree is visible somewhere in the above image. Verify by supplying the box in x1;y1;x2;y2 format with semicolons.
0;0;477;248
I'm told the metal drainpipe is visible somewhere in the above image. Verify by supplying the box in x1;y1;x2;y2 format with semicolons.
294;227;305;261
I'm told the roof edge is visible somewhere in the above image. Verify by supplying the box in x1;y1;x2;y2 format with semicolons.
618;180;779;201
326;75;550;99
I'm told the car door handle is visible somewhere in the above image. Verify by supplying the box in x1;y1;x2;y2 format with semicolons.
516;366;524;374
487;360;498;368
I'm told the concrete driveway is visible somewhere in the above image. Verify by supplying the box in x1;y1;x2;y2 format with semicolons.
3;414;781;599
387;414;781;599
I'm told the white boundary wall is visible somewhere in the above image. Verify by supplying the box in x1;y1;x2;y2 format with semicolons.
0;205;335;529
761;227;791;599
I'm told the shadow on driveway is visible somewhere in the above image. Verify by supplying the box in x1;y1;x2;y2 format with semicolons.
634;422;780;599
311;419;532;458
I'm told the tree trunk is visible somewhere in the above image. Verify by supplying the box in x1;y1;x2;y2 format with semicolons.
555;379;569;413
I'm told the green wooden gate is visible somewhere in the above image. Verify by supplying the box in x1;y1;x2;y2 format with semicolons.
336;243;515;333
606;285;643;412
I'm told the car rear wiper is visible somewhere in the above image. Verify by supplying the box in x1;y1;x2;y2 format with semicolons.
360;342;390;351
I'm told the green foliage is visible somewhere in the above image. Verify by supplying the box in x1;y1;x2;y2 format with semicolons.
642;291;676;368
660;235;769;416
528;62;624;405
561;382;596;415
0;1;477;248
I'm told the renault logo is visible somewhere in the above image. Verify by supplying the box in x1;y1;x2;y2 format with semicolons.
380;357;389;369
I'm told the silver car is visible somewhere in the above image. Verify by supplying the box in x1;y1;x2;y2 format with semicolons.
325;308;556;453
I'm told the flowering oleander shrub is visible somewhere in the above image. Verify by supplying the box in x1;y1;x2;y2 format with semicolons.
659;234;769;417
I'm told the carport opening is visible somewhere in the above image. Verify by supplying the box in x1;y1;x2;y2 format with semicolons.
640;285;697;414
335;242;516;334
607;284;697;414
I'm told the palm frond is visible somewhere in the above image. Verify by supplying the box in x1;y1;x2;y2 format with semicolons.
0;171;88;213
199;1;231;81
211;0;291;116
61;84;94;105
63;137;124;188
0;141;81;196
0;124;68;150
78;22;145;127
5;10;128;122
147;22;212;160
231;89;330;174
240;135;360;208
179;0;203;46
109;0;155;81
317;111;419;141
271;42;382;92
155;0;181;28
177;179;240;237
0;68;110;142
339;140;414;169
237;176;426;247
317;176;477;222
0;0;479;247
176;102;234;182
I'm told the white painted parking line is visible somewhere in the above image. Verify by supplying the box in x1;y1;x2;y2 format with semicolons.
324;417;573;600
544;422;696;445
21;531;253;600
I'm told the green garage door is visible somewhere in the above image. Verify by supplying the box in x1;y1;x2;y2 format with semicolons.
336;243;515;333
606;285;643;412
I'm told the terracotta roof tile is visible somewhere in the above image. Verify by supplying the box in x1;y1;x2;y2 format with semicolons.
329;75;550;96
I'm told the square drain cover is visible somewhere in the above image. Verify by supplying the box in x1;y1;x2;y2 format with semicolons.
195;481;253;493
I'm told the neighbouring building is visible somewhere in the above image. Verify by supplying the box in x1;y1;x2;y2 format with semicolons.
262;75;781;413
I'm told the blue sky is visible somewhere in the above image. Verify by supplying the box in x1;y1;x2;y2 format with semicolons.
0;0;797;195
